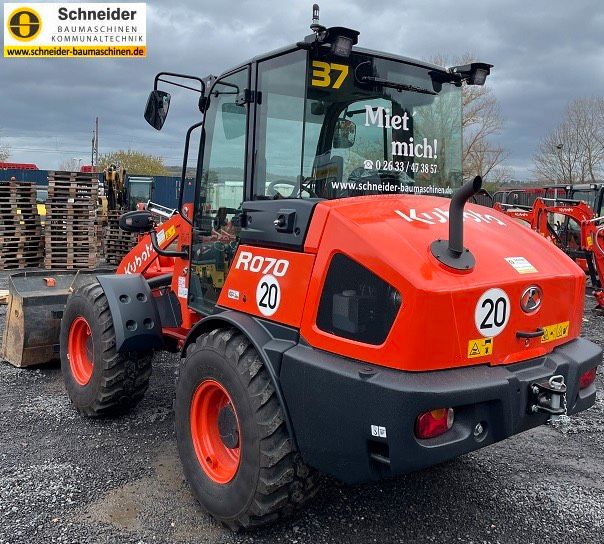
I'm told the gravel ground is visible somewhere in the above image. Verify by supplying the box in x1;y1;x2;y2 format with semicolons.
1;271;603;544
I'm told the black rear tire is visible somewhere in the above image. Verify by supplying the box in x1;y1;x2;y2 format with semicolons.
60;281;153;417
175;327;319;530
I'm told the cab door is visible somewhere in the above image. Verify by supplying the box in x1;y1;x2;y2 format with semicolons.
189;68;250;315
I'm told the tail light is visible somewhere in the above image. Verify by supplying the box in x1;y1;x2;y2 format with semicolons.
415;408;454;439
579;368;597;389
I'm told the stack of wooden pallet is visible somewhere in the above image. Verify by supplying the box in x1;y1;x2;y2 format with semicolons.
103;209;136;265
0;181;43;269
44;172;101;269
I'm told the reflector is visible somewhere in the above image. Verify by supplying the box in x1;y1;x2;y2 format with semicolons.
579;368;597;389
415;408;454;439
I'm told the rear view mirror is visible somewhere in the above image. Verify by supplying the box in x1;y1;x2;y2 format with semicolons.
333;118;356;149
119;210;154;233
144;90;171;131
222;102;246;140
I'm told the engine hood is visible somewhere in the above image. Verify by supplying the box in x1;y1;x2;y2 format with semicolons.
301;194;585;371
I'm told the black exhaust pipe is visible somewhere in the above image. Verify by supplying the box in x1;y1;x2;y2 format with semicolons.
430;175;482;271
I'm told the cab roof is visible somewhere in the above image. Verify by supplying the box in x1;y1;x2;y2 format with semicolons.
217;42;450;80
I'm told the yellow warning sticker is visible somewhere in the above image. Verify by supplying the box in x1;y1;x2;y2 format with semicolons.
165;225;177;239
541;321;570;343
587;235;593;249
468;337;494;358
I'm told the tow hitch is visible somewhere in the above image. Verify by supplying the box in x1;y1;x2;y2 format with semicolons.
529;375;567;417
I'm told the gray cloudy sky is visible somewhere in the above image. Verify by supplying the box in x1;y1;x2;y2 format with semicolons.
1;0;603;178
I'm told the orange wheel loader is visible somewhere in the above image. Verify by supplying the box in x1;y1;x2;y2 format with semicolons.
54;6;601;530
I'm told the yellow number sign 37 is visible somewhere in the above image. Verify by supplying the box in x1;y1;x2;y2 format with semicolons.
311;61;349;89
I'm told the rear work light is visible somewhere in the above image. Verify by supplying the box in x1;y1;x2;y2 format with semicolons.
415;408;454;439
579;368;597;390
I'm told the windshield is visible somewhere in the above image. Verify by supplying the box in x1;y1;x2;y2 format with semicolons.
253;49;462;200
572;189;596;206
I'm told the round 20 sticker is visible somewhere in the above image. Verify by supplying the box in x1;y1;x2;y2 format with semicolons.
474;288;510;337
256;274;281;317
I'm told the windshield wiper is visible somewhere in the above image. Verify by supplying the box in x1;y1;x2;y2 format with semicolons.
359;75;437;95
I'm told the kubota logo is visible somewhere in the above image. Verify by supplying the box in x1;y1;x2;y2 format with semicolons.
7;7;42;41
520;285;543;313
123;242;155;274
394;207;507;226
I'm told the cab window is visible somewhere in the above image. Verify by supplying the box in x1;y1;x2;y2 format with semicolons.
189;68;248;314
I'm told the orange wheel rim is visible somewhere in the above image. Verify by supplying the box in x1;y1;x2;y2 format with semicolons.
67;316;94;386
190;379;241;484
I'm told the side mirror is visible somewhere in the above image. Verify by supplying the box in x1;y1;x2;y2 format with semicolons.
144;90;171;130
119;210;154;233
222;102;246;140
333;118;356;149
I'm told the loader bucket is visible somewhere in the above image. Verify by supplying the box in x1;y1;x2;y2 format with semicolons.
1;268;113;368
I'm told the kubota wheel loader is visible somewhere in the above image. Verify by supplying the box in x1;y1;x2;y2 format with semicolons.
55;6;601;530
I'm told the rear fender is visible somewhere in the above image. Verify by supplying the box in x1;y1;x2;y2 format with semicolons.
181;311;299;448
97;274;163;352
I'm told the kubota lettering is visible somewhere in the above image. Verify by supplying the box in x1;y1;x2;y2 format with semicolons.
395;208;506;226
123;242;154;274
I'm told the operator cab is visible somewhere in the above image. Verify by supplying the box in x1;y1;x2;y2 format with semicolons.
569;183;604;217
144;13;491;315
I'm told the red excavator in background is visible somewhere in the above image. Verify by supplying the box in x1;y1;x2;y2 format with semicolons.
495;196;604;312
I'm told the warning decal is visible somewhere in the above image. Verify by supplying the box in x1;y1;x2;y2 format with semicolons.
505;257;538;274
541;321;570;343
468;337;494;358
165;225;176;239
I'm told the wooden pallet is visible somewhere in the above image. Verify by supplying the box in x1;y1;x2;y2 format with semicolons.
0;181;43;268
44;173;100;269
102;209;136;264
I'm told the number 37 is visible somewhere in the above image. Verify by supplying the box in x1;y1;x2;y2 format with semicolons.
311;61;349;89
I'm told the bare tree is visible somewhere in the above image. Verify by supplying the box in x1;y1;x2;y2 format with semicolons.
59;158;83;172
429;53;509;183
0;137;10;162
533;97;604;184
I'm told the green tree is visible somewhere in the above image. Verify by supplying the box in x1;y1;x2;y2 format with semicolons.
98;149;168;176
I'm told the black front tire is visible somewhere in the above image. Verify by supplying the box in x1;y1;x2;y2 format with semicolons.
175;328;319;530
60;282;153;417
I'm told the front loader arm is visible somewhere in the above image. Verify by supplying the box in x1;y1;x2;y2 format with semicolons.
116;205;199;342
117;211;189;278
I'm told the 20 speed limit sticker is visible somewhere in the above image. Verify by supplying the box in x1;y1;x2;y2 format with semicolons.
474;288;510;337
256;274;281;317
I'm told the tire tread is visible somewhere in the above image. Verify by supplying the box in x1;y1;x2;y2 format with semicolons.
179;327;320;529
62;282;152;417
